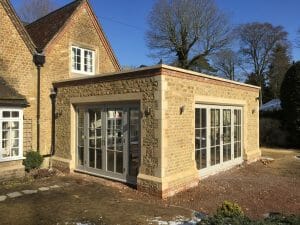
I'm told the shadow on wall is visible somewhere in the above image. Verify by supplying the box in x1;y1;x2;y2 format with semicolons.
0;57;8;72
260;112;288;147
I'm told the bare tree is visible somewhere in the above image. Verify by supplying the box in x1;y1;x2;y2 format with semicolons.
236;22;288;89
146;0;231;72
297;28;300;48
212;49;239;80
17;0;57;23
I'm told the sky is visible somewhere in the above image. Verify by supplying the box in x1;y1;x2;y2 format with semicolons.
11;0;300;67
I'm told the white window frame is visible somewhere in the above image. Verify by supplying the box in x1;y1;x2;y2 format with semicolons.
195;104;243;178
0;108;24;162
71;46;95;75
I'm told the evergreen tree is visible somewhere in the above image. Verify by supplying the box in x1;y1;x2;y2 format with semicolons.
267;44;291;99
280;62;300;147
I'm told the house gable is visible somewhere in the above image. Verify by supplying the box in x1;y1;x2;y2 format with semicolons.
25;0;120;72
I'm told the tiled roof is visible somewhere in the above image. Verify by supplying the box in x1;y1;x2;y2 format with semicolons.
0;78;28;107
25;0;83;50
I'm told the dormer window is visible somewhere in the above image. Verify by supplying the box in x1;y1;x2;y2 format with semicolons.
72;46;95;75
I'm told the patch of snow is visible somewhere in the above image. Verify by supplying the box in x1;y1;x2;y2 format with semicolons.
39;187;50;191
260;99;281;112
7;192;23;198
22;190;38;195
50;185;61;189
0;195;7;202
149;213;204;225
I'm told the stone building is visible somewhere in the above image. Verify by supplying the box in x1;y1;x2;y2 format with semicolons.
0;0;260;197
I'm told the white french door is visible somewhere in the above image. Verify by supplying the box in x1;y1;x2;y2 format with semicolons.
195;104;243;177
76;103;140;183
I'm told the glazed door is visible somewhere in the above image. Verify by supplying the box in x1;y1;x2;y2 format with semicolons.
106;108;126;175
76;104;139;182
195;105;243;176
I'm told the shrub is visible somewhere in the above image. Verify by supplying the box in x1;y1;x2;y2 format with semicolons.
198;201;300;225
216;201;244;218
280;61;300;147
23;151;43;172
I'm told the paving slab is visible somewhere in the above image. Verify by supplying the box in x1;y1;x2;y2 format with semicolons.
0;195;7;202
7;192;23;198
38;187;50;191
49;185;60;189
22;190;38;195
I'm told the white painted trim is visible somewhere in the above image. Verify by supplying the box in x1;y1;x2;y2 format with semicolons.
0;108;23;162
71;46;95;75
195;104;243;177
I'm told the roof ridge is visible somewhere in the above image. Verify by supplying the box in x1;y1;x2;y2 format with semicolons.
25;0;83;28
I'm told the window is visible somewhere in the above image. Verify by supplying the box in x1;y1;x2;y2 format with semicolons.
71;46;95;75
0;108;23;161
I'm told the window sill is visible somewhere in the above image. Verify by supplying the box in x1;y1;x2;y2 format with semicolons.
0;157;25;163
71;70;95;76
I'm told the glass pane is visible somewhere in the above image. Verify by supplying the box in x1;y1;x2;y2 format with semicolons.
11;139;19;148
215;109;220;126
116;152;123;173
89;148;95;168
2;122;10;129
89;129;95;139
237;142;242;157
78;128;84;146
12;122;19;129
2;130;9;139
195;129;200;149
195;109;200;128
78;147;84;165
129;143;139;177
96;138;101;148
216;146;220;164
89;139;95;148
200;129;206;148
107;137;114;150
12;111;19;118
196;150;200;170
223;127;231;144
200;109;206;128
11;148;19;157
96;149;102;169
216;127;220;145
107;151;114;172
201;149;207;169
211;147;215;166
211;128;216;146
129;109;140;177
234;142;238;158
2;111;10;118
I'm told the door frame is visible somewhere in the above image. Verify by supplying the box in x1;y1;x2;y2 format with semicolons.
195;103;244;178
74;102;140;183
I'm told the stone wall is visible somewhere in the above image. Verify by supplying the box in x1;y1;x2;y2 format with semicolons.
39;3;120;155
0;2;37;152
53;69;162;181
159;67;260;196
53;65;260;198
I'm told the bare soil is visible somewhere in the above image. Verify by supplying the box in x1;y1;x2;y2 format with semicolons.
166;148;300;219
0;148;299;224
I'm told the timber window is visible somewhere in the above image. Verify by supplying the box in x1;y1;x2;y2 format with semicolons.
71;46;95;75
0;108;23;161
